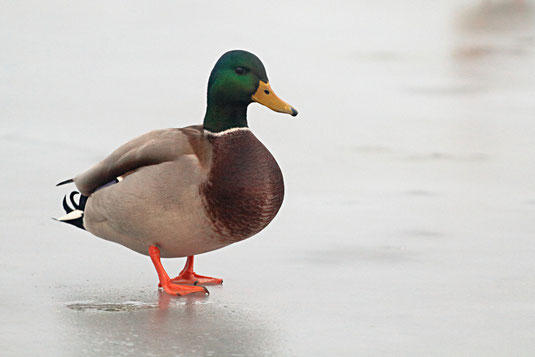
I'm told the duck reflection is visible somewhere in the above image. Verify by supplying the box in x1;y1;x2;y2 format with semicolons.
62;290;280;356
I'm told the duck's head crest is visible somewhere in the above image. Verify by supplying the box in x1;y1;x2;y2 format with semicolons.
205;50;297;130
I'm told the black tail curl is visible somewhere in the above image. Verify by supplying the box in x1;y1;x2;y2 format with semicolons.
61;191;88;230
63;191;87;213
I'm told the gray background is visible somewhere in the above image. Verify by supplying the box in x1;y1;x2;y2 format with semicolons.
2;1;535;356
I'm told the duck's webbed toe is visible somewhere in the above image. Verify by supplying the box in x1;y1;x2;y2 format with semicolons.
165;255;223;286
170;272;223;286
160;281;209;297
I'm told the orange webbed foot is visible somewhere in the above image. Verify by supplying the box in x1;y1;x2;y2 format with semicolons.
160;281;209;297
170;272;223;286
158;255;223;287
149;246;210;297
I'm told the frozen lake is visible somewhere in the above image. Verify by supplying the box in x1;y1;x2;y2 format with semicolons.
2;1;535;356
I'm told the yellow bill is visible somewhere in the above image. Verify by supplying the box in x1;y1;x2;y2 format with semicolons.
252;81;298;117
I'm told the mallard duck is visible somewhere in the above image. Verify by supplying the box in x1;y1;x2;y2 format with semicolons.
56;50;298;296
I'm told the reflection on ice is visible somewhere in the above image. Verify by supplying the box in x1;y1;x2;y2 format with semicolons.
62;291;280;356
66;301;158;312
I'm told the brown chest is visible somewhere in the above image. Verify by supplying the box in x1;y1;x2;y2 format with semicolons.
199;130;284;243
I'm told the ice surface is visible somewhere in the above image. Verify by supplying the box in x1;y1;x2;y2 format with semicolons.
1;1;535;356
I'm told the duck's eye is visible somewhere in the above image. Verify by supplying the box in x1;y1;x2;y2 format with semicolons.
235;67;245;75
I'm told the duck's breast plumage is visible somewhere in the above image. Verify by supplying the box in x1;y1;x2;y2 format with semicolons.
200;129;284;243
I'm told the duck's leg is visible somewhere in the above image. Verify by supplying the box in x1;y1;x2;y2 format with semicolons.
149;246;209;296
165;255;223;286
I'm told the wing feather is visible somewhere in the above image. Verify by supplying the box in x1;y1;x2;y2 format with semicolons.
73;128;197;195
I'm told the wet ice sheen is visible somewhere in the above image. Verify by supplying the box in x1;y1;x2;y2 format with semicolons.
66;302;158;312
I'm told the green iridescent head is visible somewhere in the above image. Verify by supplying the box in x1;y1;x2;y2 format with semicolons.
203;50;297;132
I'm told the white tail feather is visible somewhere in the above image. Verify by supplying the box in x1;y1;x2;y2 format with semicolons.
57;210;83;221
